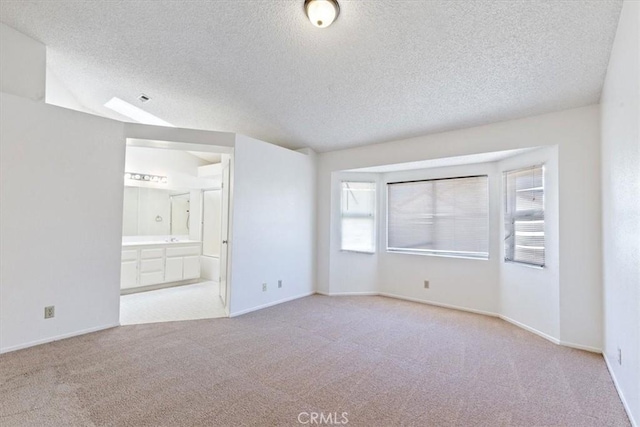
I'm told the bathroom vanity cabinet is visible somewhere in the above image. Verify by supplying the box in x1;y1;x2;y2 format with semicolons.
120;241;202;290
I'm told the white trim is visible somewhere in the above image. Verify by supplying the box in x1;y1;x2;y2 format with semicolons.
120;278;201;295
229;292;314;317
316;291;379;297
0;323;120;354
378;292;499;317
558;340;601;353
498;314;560;345
604;353;638;427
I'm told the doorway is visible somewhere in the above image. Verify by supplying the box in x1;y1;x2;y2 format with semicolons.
118;140;233;324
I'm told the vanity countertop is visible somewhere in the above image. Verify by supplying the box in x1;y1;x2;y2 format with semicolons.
122;240;202;248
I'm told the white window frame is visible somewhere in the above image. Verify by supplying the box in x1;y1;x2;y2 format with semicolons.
504;164;546;268
385;175;490;260
340;181;376;254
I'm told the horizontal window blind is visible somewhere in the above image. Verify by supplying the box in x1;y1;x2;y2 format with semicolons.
504;165;545;267
341;181;376;253
387;176;489;258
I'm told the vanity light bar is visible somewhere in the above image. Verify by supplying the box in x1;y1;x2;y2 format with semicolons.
125;172;168;184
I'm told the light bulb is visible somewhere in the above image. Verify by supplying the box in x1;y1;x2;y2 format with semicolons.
305;0;339;28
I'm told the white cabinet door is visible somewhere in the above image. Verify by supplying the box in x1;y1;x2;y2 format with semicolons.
165;257;183;282
183;255;200;280
120;260;138;289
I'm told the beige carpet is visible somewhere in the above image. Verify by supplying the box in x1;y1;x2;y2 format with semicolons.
0;295;630;426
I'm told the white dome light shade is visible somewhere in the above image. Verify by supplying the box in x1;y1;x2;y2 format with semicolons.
305;0;339;28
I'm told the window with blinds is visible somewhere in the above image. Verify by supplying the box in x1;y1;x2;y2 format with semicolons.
387;176;489;258
341;181;376;253
504;165;545;267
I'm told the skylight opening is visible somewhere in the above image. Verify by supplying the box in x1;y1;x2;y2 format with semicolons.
104;97;174;127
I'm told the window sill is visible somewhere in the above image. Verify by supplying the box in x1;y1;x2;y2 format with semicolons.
504;260;545;269
340;249;376;255
386;249;488;261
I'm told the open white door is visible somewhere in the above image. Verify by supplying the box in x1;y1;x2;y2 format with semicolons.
219;157;231;307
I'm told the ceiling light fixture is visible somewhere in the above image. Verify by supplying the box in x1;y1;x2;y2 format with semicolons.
104;97;174;127
305;0;339;28
125;172;168;184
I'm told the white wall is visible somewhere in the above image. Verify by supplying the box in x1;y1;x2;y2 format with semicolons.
124;123;235;150
201;256;220;282
0;93;125;352
499;147;560;341
317;105;602;350
378;163;501;315
229;135;316;315
46;68;88;112
601;1;640;424
0;23;45;101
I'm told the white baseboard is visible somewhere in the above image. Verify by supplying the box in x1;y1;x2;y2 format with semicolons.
378;292;499;318
0;323;120;354
498;314;561;345
604;353;638;427
315;291;379;297
229;292;315;317
558;340;601;353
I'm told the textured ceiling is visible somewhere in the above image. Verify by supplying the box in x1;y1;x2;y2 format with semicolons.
0;1;623;152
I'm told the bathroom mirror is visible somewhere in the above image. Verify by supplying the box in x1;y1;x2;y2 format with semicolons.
122;187;191;236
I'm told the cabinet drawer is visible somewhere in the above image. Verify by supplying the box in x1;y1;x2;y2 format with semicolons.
140;258;164;273
121;250;138;262
166;245;201;257
140;271;164;286
141;248;164;259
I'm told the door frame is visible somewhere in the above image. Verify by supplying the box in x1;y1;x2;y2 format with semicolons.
120;135;234;318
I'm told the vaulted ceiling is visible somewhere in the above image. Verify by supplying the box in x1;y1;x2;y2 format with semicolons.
0;1;623;152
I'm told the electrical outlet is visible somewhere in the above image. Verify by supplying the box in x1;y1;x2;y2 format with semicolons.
262;283;267;292
424;280;430;289
44;306;55;319
278;280;283;288
618;348;622;365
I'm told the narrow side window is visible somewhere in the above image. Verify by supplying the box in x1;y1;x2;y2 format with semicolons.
341;181;376;253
